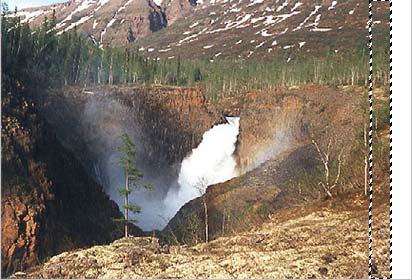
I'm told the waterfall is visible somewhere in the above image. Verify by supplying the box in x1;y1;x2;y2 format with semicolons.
109;117;240;230
163;117;240;220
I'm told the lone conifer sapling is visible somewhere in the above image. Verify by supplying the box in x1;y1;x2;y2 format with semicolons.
114;133;153;237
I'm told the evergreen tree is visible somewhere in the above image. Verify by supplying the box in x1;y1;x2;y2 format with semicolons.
114;133;152;237
176;55;181;85
194;67;202;82
2;2;9;16
127;26;135;44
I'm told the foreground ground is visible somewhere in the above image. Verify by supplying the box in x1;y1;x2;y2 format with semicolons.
15;192;390;279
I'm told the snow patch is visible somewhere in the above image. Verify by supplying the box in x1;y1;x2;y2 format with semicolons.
255;42;265;48
291;2;302;12
261;30;273;37
107;18;116;28
311;27;332;32
96;0;110;11
75;0;95;13
251;16;265;24
153;0;162;6
230;7;241;12
294;5;321;31
58;14;93;34
264;11;300;26
189;21;199;28
13;10;45;23
206;14;252;34
159;48;171;52
328;1;337;10
179;27;208;44
247;0;264;7
314;14;321;25
276;0;288;12
57;0;94;28
118;0;134;12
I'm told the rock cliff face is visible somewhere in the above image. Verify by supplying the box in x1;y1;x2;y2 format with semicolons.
163;85;367;245
31;85;220;230
1;89;141;276
36;85;217;186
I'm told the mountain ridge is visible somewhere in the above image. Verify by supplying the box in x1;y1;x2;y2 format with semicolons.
7;0;389;55
5;0;195;47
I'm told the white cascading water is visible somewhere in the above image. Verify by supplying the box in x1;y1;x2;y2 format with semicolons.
163;117;240;220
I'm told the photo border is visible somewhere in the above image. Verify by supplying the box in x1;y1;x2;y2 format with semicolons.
369;0;393;279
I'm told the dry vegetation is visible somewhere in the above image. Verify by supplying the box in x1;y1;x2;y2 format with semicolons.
18;192;392;279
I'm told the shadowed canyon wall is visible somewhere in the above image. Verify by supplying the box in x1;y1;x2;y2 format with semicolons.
1;90;143;276
34;86;218;230
22;84;365;241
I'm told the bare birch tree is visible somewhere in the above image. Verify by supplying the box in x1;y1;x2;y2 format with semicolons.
194;177;209;243
311;137;344;198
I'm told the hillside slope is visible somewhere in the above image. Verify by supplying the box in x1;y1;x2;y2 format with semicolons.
18;193;390;279
160;84;367;244
136;0;389;60
7;0;389;54
6;0;193;47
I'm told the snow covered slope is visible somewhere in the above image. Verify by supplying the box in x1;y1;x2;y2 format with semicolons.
7;0;194;47
135;0;390;60
7;0;389;57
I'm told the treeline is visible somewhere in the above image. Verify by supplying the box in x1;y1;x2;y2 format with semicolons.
1;6;157;91
2;5;390;100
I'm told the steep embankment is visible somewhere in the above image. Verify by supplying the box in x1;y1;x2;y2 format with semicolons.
163;85;368;244
32;84;368;240
18;193;390;279
33;85;218;230
39;85;216;170
1;89;141;276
